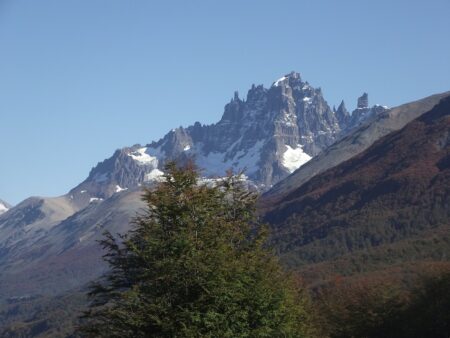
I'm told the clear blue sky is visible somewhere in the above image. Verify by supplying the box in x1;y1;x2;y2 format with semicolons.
1;0;449;204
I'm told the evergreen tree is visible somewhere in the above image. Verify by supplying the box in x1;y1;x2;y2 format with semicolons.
79;162;312;337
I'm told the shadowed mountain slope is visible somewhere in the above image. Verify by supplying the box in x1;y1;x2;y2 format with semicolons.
262;91;450;208
263;96;450;282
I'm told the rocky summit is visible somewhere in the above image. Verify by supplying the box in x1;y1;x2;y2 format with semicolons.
71;71;386;204
0;72;388;298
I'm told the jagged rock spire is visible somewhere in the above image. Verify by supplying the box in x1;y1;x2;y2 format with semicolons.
357;93;369;109
336;100;350;127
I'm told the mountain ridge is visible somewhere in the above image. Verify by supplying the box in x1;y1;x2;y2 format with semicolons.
0;71;387;297
71;71;369;203
263;95;450;282
262;91;450;208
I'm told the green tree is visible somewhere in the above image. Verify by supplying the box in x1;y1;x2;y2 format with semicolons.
79;162;312;337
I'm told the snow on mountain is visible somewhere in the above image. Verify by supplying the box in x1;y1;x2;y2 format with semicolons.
282;145;312;173
0;71;391;298
273;76;287;87
128;147;159;166
70;71;384;201
0;201;9;215
0;73;388;263
115;185;128;193
263;91;450;206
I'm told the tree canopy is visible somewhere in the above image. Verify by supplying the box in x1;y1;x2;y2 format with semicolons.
79;162;312;337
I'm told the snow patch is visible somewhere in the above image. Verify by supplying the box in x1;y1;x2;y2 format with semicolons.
273;76;287;87
282;145;312;173
196;140;264;177
89;197;103;203
145;169;165;182
232;140;264;174
195;148;228;175
183;145;191;151
374;104;389;109
115;185;128;193
0;203;8;214
281;112;297;127
128;147;158;166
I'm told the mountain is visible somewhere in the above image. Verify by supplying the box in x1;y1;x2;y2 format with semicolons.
3;71;384;297
0;199;10;215
0;73;447;335
69;71;358;204
262;91;450;206
0;189;144;297
0;195;84;269
263;96;450;283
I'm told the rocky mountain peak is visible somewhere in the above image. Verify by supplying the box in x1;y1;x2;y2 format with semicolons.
161;127;193;156
246;84;266;102
348;93;388;130
271;71;303;89
233;90;240;102
337;100;348;114
335;100;350;126
73;72;387;200
68;146;162;208
357;92;369;108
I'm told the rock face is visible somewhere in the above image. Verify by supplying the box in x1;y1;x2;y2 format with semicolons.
349;93;386;129
335;100;349;126
334;93;389;133
68;148;156;208
357;92;369;108
73;72;381;202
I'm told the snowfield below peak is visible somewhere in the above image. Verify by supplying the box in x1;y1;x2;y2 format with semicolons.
128;147;159;166
195;140;264;177
145;168;165;182
282;145;312;173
